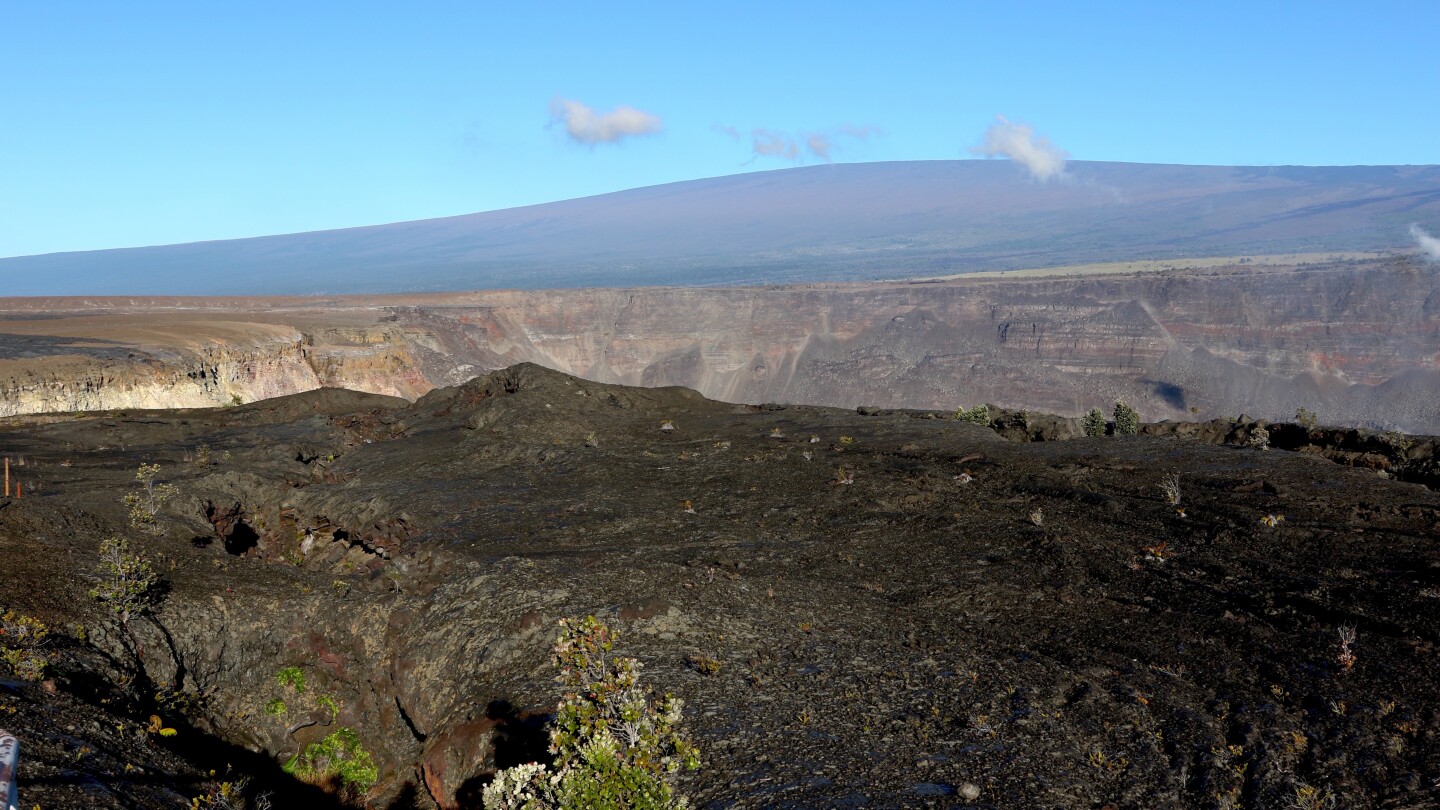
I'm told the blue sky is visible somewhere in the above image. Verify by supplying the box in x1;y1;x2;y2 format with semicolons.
3;1;1437;258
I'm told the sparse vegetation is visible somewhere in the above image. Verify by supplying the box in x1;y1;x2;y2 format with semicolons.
284;726;378;797
1294;407;1318;429
1248;425;1271;450
1336;625;1357;672
90;536;161;625
146;713;178;736
1112;401;1140;435
124;463;178;535
686;653;722;676
317;692;341;723
955;404;990;425
1287;783;1337;810
1383;430;1413;453
483;615;700;810
1081;407;1107;437
191;777;272;810
0;608;50;681
276;666;306;693
1158;473;1182;506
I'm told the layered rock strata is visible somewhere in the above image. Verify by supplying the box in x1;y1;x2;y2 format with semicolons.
1;256;1436;431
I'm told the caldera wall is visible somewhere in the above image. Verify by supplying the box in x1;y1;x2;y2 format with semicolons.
1;256;1436;431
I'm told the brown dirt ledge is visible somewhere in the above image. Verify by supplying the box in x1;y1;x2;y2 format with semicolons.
0;363;1437;809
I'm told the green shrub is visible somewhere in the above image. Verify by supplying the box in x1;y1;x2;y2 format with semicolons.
483;616;700;810
1112;401;1140;436
1294;407;1318;429
284;727;378;796
1081;408;1107;437
954;405;990;425
1383;430;1414;453
90;537;160;625
0;609;49;681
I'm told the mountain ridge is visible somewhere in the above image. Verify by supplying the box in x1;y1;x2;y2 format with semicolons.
4;160;1438;295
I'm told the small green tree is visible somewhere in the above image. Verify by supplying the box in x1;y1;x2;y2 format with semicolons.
1081;408;1107;437
1112;401;1140;436
90;537;161;626
483;616;700;810
124;463;178;536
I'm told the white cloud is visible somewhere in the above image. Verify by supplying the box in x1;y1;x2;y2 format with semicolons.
711;123;741;141
971;115;1068;181
1410;223;1440;262
550;98;663;145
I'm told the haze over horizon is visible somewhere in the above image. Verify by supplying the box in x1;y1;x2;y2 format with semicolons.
4;2;1439;262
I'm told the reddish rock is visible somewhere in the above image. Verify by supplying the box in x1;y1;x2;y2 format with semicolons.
421;719;499;810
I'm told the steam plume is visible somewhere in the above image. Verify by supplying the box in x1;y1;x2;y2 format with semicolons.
972;116;1067;181
751;129;799;160
734;124;878;163
550;98;663;145
1410;223;1440;262
806;133;835;161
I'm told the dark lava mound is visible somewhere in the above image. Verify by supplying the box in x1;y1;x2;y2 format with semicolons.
1;363;1438;808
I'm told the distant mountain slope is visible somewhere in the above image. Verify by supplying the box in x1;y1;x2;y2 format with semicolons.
3;160;1438;295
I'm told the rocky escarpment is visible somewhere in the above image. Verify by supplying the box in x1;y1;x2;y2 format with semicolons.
2;256;1437;432
375;256;1440;433
0;321;433;417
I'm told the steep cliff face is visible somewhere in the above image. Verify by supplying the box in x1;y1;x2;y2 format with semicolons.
2;256;1437;431
0;321;433;417
380;257;1439;431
